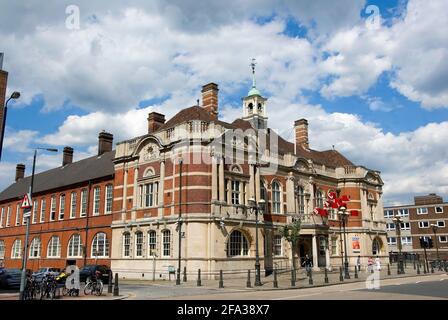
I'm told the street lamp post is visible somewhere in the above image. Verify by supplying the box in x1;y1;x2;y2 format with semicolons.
249;197;265;287
19;147;57;300
338;205;350;279
431;224;440;262
392;214;405;274
176;158;183;286
0;91;21;161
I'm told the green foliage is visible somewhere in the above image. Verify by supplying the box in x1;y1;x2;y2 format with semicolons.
280;218;302;245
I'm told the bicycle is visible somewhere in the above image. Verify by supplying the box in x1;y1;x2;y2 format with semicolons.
40;274;57;300
84;277;103;296
24;275;39;300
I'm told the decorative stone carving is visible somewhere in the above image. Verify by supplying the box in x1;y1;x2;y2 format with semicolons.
141;143;160;161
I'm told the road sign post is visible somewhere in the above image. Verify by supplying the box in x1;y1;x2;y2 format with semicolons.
19;193;33;300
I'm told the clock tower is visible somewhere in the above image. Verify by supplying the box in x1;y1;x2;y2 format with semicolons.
242;59;268;130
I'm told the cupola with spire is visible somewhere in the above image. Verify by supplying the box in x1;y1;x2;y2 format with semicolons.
242;58;268;130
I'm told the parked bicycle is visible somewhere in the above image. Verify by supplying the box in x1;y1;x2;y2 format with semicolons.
24;274;39;300
84;277;103;296
40;274;57;300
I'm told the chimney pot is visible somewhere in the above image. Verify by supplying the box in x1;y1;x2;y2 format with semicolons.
15;164;25;182
294;118;309;152
98;131;113;156
201;83;219;120
147;112;166;134
63;146;74;166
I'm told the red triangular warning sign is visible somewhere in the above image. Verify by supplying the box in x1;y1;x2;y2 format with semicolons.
21;193;32;209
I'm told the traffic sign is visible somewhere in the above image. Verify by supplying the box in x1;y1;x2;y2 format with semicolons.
21;193;32;209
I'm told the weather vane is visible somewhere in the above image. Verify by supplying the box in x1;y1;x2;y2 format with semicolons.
250;58;257;88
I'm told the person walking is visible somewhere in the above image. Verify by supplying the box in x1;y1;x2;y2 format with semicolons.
302;254;313;276
356;255;361;272
367;256;374;273
375;256;381;271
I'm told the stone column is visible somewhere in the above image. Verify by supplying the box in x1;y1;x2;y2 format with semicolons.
325;237;331;271
218;157;225;202
211;156;218;201
158;159;165;217
249;164;255;200
286;173;295;214
312;235;319;271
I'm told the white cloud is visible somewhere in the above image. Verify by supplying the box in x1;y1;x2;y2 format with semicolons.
3;129;39;153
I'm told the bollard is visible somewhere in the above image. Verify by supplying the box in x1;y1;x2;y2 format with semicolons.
354;266;358;279
290;268;296;287
438;261;442;271
397;261;401;275
431;264;434;274
417;263;421;275
413;259;416;270
219;270;224;288
108;270;113;294
113;273;119;297
273;269;278;288
308;269;313;285
423;263;427;274
339;267;344;282
387;264;391;276
183;266;187;282
324;268;329;284
197;269;202;287
246;270;252;288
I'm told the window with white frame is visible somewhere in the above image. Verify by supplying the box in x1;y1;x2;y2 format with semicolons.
141;182;158;208
296;186;305;215
47;236;61;258
419;221;429;228
91;232;109;258
40;199;46;223
59;194;65;220
227;230;249;257
93;187;101;215
0;207;4;227
397;209;409;217
386;223;395;231
15;204;20;226
273;235;282;256
331;237;338;256
272;182;282;214
439;236;447;243
67;234;82;258
29;238;41;258
401;237;412;245
50;195;56;221
436;220;445;228
80;189;87;217
435;206;444;214
316;190;324;208
417;207;428;215
0;240;5;258
122;233;130;258
162;230;171;257
70;192;77;219
384;210;394;218
135;232;143;257
11;239;22;259
148;231;157;256
32;200;38;224
6;206;11;227
400;222;410;230
387;237;397;245
105;184;113;214
231;181;241;205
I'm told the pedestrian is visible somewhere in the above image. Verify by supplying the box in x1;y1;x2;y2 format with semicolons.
302;254;313;276
367;256;374;273
375;256;381;271
356;255;361;272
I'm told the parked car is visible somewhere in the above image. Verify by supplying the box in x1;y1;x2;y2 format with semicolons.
79;265;111;284
32;267;61;283
0;268;22;289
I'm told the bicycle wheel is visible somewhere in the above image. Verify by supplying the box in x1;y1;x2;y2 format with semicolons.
62;287;69;296
84;282;93;295
95;281;104;296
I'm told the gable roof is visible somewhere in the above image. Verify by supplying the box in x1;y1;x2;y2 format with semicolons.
0;151;115;203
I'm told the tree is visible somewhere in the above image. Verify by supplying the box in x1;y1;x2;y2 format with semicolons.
280;218;302;270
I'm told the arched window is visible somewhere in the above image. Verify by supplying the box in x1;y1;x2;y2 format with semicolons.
316;189;325;208
135;231;143;257
47;236;61;258
67;234;82;258
372;238;381;255
122;233;130;258
148;231;157;256
0;240;5;259
257;103;263;113
248;103;254;114
91;232;109;258
227;230;249;257
11;239;22;259
29;238;41;258
296;185;305;215
162;230;171;257
272;182;282;214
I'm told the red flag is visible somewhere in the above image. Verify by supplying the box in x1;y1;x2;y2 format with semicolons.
327;191;337;200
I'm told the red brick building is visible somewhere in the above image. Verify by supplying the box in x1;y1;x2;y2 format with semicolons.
0;134;115;270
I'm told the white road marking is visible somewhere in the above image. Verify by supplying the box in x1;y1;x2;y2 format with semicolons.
272;292;323;300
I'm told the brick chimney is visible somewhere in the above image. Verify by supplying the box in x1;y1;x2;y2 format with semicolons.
201;83;219;120
294;119;309;152
147;112;166;134
62;146;74;166
98;131;113;156
15;164;25;182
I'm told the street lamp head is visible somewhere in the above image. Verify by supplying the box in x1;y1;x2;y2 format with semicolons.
46;148;58;152
10;91;21;99
248;198;256;207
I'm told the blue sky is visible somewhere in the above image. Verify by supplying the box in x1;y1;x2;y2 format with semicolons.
1;0;448;205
